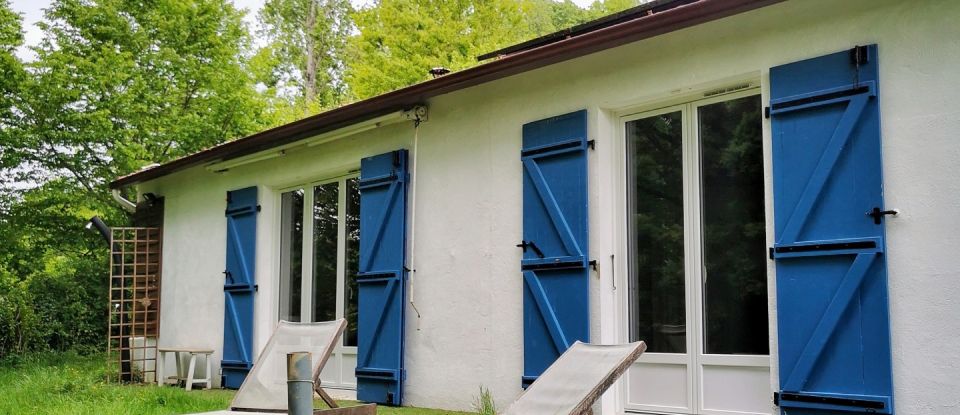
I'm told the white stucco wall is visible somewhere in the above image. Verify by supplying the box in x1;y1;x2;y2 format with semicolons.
138;0;960;413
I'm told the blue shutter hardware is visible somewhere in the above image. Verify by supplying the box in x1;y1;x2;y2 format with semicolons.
221;186;259;389
356;150;409;406
770;45;895;414
520;110;590;388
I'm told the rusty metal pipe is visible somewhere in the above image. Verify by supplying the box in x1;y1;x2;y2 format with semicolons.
287;352;313;415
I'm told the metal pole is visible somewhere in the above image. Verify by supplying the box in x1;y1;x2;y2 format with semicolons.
287;351;313;415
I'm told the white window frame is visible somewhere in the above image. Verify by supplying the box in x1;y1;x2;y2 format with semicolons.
277;172;359;348
616;87;771;415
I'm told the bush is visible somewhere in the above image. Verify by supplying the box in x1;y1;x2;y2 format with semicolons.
0;267;42;358
0;181;115;361
0;251;108;360
27;253;107;354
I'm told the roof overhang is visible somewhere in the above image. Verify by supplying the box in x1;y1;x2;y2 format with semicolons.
110;0;785;189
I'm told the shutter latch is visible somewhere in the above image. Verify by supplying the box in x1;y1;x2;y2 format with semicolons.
867;207;898;224
516;240;545;258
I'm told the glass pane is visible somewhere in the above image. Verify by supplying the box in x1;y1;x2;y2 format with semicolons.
699;95;769;355
344;178;360;347
627;111;686;353
279;189;304;322
312;182;340;322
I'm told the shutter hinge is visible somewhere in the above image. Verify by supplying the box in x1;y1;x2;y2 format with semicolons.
764;106;770;119
587;139;596;150
768;247;774;260
850;45;869;65
588;259;598;271
224;204;260;216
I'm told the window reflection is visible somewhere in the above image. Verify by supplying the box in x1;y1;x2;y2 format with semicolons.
279;189;304;322
627;111;686;353
344;178;360;347
312;183;340;323
699;95;768;355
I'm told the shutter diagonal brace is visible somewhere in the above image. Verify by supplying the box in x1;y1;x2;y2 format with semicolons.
359;180;400;272
778;93;871;244
224;294;251;364
523;271;570;353
356;279;398;368
522;158;583;258
227;218;253;285
783;253;877;391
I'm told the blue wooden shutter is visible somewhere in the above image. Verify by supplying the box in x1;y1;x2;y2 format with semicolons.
770;45;894;414
356;150;408;405
222;186;259;388
520;110;590;387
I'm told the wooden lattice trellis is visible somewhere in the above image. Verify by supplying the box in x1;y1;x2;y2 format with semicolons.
108;227;162;383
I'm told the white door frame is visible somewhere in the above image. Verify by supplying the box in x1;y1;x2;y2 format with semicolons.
610;87;772;415
277;173;360;390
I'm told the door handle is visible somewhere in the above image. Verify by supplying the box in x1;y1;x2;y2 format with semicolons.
867;207;898;224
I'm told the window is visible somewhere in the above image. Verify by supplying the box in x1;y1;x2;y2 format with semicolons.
278;176;360;347
623;92;770;415
278;190;304;322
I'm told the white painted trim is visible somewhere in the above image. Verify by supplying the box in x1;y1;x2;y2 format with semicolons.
758;71;779;413
275;173;360;388
612;84;770;415
301;186;315;321
335;177;348;327
608;72;761;119
205;111;405;172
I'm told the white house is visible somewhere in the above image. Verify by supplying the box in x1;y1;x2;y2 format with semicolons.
109;0;960;413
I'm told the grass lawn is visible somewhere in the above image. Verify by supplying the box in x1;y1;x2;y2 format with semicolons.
0;353;472;415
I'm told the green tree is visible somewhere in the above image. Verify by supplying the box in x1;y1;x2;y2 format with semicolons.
346;0;641;100
257;0;353;120
348;0;541;99
0;0;268;359
584;0;641;19
0;0;24;191
0;179;119;357
3;0;265;195
0;0;22;117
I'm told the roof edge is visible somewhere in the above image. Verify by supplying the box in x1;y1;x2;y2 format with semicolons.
111;0;784;189
476;0;699;61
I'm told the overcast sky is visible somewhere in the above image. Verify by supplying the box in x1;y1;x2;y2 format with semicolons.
10;0;596;61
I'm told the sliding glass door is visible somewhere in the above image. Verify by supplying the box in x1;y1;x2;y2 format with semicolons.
279;176;360;390
623;91;771;414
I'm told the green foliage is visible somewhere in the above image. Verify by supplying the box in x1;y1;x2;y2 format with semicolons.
0;0;267;360
3;0;266;190
0;180;119;358
0;353;235;414
0;266;42;358
0;353;473;414
257;0;353;117
471;386;498;415
346;0;641;99
0;0;24;180
0;0;647;362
